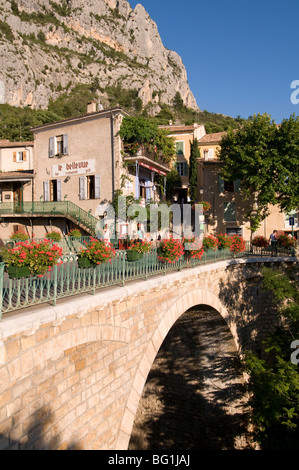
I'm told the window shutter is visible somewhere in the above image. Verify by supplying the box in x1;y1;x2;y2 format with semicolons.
23;151;27;162
49;137;55;158
79;176;85;200
13;152;16;162
43;180;49;202
183;162;188;176
224;202;236;222
145;180;151;201
234;178;240;192
94;175;100;199
218;174;225;193
63;134;68;155
56;179;62;202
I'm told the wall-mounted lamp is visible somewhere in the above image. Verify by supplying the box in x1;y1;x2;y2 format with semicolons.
64;176;70;183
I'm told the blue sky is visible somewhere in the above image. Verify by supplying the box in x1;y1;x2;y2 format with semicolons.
129;0;299;123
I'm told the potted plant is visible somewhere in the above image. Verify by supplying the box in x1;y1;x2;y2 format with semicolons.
183;237;204;260
46;230;62;242
252;235;268;248
157;237;184;264
9;230;29;241
229;235;246;254
203;235;218;251
77;237;115;268
126;240;151;261
217;233;232;250
2;239;63;278
68;229;82;238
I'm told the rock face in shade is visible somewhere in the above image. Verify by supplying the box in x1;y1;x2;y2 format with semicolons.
0;0;199;111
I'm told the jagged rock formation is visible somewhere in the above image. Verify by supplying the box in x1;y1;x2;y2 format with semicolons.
0;0;199;112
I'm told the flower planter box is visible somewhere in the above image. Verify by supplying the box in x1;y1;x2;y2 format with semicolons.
126;251;143;261
7;265;31;279
77;257;95;268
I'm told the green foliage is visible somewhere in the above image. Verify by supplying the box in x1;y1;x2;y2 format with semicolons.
0;20;14;42
105;84;139;109
49;0;71;17
244;267;299;449
218;113;299;232
48;84;97;118
119;116;175;164
166;168;182;200
189;138;199;201
0;104;63;141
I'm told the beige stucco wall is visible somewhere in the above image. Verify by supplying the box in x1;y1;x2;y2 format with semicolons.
0;145;34;172
33;112;127;218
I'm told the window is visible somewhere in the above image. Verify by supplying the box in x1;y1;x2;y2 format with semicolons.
49;134;68;157
79;175;100;200
223;202;236;222
176;162;188;177
175;141;184;156
218;175;240;193
203;149;214;160
43;180;62;202
13;151;27;162
226;227;242;236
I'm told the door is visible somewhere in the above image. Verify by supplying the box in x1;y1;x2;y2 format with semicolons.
13;184;23;213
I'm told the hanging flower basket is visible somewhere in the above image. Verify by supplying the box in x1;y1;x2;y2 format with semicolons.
126;250;143;261
126;240;151;261
77;238;115;268
77;257;95;268
183;237;204;260
7;265;31;279
157;238;184;264
3;239;63;277
217;233;232;250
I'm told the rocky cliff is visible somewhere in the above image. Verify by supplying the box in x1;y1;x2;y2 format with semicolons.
0;0;199;112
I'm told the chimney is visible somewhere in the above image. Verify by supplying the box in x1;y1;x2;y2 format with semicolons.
87;101;97;114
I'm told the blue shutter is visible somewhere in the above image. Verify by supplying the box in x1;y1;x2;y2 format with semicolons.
63;134;68;155
218;174;225;193
79;176;85;200
234;178;241;192
94;175;100;199
183;162;188;176
49;137;55;158
57;179;62;202
43;180;49;201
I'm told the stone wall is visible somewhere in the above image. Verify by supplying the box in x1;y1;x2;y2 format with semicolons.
0;258;296;450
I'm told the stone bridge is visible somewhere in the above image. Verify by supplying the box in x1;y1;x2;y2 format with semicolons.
0;257;296;450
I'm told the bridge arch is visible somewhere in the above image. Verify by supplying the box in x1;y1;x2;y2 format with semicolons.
117;287;234;450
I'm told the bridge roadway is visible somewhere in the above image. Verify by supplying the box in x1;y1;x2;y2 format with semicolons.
0;256;296;450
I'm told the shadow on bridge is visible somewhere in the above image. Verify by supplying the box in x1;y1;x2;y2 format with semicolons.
218;264;278;353
0;407;80;450
129;305;255;450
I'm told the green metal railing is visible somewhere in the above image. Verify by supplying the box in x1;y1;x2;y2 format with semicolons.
0;201;99;234
0;242;296;318
0;248;249;318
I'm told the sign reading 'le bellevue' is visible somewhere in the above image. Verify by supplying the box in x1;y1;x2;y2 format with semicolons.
52;159;95;178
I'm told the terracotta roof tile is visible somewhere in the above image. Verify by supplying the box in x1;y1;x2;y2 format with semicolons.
0;141;33;148
198;132;227;143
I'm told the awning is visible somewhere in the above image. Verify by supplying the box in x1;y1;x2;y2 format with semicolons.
0;171;33;183
124;156;170;176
